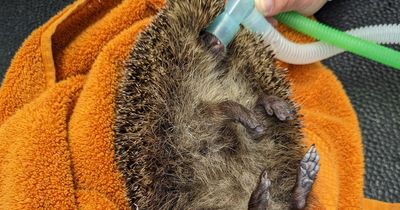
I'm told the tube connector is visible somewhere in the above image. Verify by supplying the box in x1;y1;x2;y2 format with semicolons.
205;12;241;47
206;0;255;47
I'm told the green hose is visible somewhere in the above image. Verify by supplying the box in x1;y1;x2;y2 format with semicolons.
275;12;400;70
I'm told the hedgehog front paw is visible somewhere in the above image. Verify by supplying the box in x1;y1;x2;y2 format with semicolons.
211;100;265;137
248;169;271;210
256;94;295;121
292;145;320;209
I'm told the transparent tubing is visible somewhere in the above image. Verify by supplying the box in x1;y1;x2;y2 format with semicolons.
207;2;400;69
274;12;400;69
265;23;400;65
242;9;400;66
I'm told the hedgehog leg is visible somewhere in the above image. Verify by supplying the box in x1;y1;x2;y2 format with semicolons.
248;169;271;210
210;100;265;137
256;94;295;121
292;145;320;209
199;31;225;55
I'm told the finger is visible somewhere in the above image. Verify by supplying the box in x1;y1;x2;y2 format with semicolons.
291;0;328;16
255;0;276;16
255;0;328;17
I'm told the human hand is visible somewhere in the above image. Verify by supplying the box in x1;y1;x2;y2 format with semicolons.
255;0;328;17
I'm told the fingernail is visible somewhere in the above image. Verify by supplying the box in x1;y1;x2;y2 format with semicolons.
266;17;278;26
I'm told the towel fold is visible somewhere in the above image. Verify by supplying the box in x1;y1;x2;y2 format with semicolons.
0;0;398;209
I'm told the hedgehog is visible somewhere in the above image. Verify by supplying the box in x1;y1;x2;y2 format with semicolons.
114;0;320;209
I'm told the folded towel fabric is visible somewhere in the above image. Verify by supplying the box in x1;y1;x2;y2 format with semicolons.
0;0;398;209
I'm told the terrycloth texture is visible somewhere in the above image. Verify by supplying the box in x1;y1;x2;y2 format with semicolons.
315;0;400;201
0;0;398;209
0;0;163;208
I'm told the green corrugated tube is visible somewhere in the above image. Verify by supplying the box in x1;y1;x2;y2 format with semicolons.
275;12;400;70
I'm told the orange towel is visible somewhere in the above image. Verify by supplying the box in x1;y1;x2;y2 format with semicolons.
0;0;398;209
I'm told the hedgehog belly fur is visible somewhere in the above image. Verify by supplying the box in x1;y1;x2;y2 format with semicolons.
114;0;304;209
